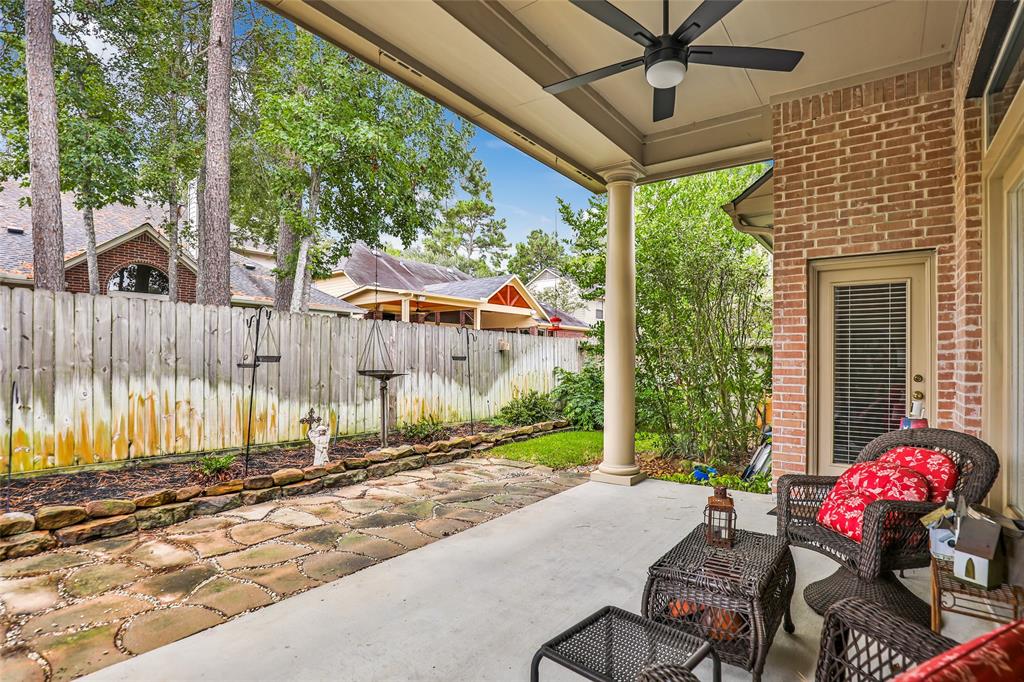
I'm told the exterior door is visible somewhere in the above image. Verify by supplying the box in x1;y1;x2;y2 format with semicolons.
814;254;934;477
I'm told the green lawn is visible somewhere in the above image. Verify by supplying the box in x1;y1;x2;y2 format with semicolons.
488;430;660;470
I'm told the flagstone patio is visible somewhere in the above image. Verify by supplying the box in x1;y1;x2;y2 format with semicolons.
0;458;586;682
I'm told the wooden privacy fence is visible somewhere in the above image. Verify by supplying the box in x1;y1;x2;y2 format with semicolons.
0;286;582;474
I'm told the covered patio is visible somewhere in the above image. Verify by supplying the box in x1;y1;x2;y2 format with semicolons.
83;478;991;681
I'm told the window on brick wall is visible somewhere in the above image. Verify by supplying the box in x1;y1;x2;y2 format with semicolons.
108;264;170;296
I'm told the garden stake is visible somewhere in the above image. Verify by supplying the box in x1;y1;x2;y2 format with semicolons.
237;307;277;478
454;326;477;434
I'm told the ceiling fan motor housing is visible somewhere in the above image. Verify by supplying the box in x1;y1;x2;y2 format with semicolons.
644;37;687;89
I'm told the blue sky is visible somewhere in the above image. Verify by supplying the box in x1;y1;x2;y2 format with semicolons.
466;125;596;245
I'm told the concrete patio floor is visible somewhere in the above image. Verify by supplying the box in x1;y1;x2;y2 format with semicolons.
82;478;992;682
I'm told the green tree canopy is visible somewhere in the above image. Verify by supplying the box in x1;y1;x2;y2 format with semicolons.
507;228;566;283
423;158;509;277
232;24;472;308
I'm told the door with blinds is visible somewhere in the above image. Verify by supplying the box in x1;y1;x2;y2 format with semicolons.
814;255;934;477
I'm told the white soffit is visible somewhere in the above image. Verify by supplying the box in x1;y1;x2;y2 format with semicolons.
264;1;966;189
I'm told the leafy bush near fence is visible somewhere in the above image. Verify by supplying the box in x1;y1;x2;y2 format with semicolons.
559;166;773;466
196;454;236;478
551;363;603;430
495;389;555;426
398;414;447;441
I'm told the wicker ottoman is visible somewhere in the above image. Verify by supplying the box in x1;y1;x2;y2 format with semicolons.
642;525;795;682
531;606;720;682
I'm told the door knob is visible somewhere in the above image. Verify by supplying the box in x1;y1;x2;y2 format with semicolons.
913;374;924;383
913;390;925;400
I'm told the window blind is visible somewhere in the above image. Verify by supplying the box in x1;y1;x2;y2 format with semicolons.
832;282;908;465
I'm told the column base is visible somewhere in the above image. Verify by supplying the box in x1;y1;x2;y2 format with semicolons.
590;470;647;486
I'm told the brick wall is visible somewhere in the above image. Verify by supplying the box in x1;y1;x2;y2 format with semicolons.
64;232;197;303
769;0;992;480
949;0;992;436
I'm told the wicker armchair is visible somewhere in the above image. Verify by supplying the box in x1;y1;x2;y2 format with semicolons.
815;597;957;682
777;428;999;626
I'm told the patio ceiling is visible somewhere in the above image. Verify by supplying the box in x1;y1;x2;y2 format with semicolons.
264;1;967;189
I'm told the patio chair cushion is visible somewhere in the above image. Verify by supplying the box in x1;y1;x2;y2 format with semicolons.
894;618;1024;681
879;446;958;502
816;461;930;542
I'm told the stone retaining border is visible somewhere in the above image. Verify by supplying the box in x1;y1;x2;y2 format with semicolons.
0;420;568;560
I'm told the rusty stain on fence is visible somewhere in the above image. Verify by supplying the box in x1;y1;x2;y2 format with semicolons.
0;286;581;474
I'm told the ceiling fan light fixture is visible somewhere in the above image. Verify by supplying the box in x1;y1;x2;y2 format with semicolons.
645;59;686;89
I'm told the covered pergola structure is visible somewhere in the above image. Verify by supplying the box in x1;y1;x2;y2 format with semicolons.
262;1;1020;512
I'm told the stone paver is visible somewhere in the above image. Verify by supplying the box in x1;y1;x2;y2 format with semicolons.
0;459;585;681
120;607;224;655
186;578;273;617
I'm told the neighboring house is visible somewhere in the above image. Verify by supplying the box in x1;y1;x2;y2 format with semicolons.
527;267;604;326
328;243;586;336
0;181;361;316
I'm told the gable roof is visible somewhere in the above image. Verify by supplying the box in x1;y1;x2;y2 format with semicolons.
0;181;361;314
338;243;472;290
526;267;566;287
0;180;166;278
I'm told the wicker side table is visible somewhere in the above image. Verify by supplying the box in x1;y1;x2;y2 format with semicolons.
642;525;795;682
530;606;720;682
930;558;1024;632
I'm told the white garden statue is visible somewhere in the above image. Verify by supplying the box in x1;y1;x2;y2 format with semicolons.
300;408;331;466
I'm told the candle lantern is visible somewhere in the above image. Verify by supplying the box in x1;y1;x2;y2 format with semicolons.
704;485;736;549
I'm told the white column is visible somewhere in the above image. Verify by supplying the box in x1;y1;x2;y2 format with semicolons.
400;298;411;323
591;163;645;486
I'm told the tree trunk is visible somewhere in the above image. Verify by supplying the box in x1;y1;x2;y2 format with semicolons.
300;265;312;314
199;0;232;306
167;201;180;301
290;168;321;313
195;158;207;302
274;211;295;311
289;234;311;313
25;0;64;291
82;204;99;294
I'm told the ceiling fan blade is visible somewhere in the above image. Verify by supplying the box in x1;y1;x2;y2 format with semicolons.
544;57;644;94
673;0;741;44
687;46;804;72
653;87;675;122
570;0;656;47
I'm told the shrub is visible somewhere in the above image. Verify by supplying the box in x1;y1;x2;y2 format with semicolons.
196;453;237;478
495;389;555;426
551;363;603;430
657;469;772;495
398;415;447;442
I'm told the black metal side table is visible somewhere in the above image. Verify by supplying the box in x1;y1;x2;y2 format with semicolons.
642;525;795;682
531;606;721;682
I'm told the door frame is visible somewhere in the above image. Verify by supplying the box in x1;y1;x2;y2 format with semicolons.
807;251;937;476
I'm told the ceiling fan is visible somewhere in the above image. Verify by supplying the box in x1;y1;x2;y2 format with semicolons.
544;0;804;122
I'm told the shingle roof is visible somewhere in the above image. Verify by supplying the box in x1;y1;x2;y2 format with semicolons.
422;274;513;300
0;180;361;314
339;242;473;290
537;302;589;329
230;253;363;314
0;180;165;277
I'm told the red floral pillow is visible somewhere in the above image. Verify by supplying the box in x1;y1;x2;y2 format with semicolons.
816;461;930;542
894;619;1024;682
879;446;958;503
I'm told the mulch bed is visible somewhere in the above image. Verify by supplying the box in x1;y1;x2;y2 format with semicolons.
1;422;501;513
